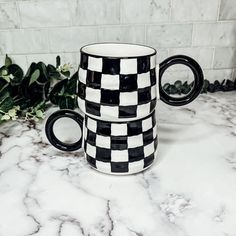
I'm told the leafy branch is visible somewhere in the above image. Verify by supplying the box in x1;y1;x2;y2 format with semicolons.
0;55;78;125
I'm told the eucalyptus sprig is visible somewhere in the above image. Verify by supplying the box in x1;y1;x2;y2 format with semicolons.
0;55;78;125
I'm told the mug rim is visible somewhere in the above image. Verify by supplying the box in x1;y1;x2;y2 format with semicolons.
80;42;157;59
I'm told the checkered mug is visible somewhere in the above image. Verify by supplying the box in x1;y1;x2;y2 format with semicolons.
45;109;157;174
77;43;204;121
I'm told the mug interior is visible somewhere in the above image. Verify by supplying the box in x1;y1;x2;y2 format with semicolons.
81;43;156;58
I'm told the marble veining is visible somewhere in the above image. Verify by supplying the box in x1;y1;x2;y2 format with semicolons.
0;92;236;236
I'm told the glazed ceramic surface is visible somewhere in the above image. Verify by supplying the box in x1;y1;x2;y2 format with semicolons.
77;43;204;122
84;110;158;174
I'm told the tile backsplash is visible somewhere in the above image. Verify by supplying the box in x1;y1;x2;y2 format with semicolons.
0;0;236;82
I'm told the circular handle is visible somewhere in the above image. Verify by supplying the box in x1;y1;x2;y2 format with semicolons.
45;109;84;152
159;55;204;106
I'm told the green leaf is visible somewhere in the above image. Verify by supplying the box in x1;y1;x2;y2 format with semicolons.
8;64;24;86
61;70;70;78
0;96;14;112
1;114;11;121
58;96;75;109
56;56;61;68
5;54;12;67
49;79;68;105
29;69;40;86
37;62;47;77
65;72;78;94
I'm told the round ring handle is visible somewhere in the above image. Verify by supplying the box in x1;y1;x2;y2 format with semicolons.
45;109;84;152
159;55;204;106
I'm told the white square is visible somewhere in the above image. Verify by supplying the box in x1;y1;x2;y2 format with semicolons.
96;161;111;173
101;74;119;90
120;91;138;106
87;117;97;132
137;72;151;88
111;123;127;136
153;125;157;139
96;134;110;149
111;150;129;162
120;59;137;74
137;103;151;117
88;56;102;72
77;97;86;113
100;106;119;119
86;143;96;158
144;142;155;157
128;134;143;148
78;68;87;84
151;85;157;99
85;87;101;103
129;160;144;174
150;55;156;69
142;117;153;132
84;127;88;140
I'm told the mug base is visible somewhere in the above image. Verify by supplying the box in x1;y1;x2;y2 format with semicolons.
87;151;157;175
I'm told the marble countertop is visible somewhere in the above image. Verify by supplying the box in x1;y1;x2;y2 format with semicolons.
0;92;236;236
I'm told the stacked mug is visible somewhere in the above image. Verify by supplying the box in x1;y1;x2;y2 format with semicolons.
45;43;204;175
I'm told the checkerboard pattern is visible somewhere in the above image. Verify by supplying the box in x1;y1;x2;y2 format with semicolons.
77;52;157;120
84;111;158;174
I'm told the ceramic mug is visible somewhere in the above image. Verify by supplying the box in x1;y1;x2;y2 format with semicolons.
77;43;204;121
45;109;157;174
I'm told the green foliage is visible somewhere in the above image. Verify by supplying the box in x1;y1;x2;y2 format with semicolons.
163;79;236;95
0;55;78;124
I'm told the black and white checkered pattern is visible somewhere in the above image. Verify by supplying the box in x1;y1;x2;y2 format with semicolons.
84;111;158;174
77;52;157;121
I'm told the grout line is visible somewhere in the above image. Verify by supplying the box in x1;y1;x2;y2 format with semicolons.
216;0;222;22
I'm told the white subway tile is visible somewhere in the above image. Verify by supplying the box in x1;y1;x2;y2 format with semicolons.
193;22;236;46
48;26;97;53
213;47;236;69
171;0;218;21
0;2;19;29
0;29;49;54
204;69;234;82
70;0;120;26
97;25;145;44
169;47;214;69
147;24;193;47
18;0;71;28
219;0;236;20
121;0;170;23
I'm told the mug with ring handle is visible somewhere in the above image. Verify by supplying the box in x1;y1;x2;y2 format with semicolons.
45;43;204;175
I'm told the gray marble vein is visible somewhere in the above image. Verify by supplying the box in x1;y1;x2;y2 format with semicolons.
0;92;236;236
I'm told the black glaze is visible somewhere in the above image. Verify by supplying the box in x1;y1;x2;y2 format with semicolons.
159;55;204;106
45;109;84;152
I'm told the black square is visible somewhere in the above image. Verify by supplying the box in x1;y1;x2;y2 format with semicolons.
119;105;137;118
144;153;154;168
127;120;142;136
151;111;156;126
111;136;128;150
80;54;88;70
150;68;156;86
138;87;151;104
86;130;96;145
96;121;111;136
111;162;128;173
86;154;96;168
150;99;156;112
143;129;154;146
86;70;102;89
154;137;158;149
119;74;137;92
102;58;120;75
96;147;111;162
85;101;101;116
101;89;120;105
78;82;86;99
128;146;144;162
137;56;150;74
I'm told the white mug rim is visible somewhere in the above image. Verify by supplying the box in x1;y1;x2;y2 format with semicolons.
80;42;157;59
